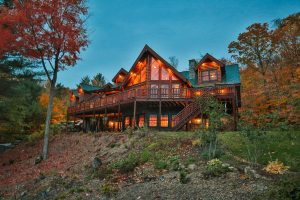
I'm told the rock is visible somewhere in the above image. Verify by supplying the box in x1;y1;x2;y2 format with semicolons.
92;156;102;170
227;172;238;179
21;191;27;197
187;164;197;171
244;166;261;179
34;155;43;165
228;166;238;172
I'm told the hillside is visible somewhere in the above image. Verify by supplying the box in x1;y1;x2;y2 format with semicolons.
0;131;299;200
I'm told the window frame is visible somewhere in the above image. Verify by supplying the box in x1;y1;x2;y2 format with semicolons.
201;69;218;82
149;114;157;127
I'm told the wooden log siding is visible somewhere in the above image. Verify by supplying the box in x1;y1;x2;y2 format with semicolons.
67;85;236;115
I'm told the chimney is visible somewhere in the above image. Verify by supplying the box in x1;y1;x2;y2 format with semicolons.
189;59;196;79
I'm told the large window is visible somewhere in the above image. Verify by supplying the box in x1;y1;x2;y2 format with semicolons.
151;58;159;80
161;115;169;127
139;115;145;127
125;116;130;127
149;114;157;127
161;67;169;80
201;70;218;82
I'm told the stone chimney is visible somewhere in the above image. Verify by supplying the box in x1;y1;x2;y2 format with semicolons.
188;59;196;79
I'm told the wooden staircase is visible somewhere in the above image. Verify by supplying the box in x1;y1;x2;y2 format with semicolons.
171;101;201;131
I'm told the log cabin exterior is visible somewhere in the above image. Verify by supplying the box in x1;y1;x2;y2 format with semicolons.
67;45;241;132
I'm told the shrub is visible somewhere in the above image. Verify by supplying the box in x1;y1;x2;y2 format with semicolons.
140;150;152;163
258;174;300;200
123;127;134;136
27;130;44;143
101;183;117;197
264;160;289;174
111;153;139;173
179;169;189;184
169;156;180;171
192;139;202;147
204;159;231;178
154;160;168;170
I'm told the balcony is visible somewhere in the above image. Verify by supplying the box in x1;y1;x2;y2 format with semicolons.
68;86;236;114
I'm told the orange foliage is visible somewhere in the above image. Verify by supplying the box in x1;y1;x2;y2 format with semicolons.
39;92;68;124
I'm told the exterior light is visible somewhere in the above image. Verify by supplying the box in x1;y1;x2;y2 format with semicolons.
195;91;201;96
71;94;76;101
78;87;83;94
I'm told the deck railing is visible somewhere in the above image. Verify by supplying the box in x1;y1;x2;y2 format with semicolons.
68;86;236;114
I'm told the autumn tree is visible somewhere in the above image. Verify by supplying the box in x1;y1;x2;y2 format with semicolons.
92;73;106;87
0;0;88;159
228;23;275;87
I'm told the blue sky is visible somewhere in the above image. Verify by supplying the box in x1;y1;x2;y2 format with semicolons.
58;0;300;88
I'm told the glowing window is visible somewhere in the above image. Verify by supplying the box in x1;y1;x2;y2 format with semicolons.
210;70;217;81
161;67;169;80
125;116;130;127
171;74;178;80
141;66;146;82
139;115;145;127
151;58;159;80
161;115;169;127
149;114;157;127
201;70;218;82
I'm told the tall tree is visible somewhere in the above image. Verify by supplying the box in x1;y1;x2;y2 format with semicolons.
168;56;179;69
92;73;106;87
228;23;274;86
0;0;88;159
80;75;91;85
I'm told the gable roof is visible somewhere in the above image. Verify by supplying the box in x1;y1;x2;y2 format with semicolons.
122;44;192;87
112;68;128;82
195;53;225;70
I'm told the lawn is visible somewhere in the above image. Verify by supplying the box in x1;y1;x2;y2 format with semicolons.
219;131;300;172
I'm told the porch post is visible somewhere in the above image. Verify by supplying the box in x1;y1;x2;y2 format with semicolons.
133;100;136;128
158;100;161;130
118;103;121;131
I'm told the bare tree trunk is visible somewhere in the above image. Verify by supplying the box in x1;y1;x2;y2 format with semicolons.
42;83;56;160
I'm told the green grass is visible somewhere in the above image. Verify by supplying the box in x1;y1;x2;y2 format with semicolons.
219;131;300;172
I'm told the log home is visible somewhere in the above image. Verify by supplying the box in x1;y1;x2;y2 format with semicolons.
67;45;241;132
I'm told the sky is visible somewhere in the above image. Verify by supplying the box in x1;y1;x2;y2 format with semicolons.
58;0;300;88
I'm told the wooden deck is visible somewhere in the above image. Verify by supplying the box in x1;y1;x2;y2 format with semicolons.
67;85;237;115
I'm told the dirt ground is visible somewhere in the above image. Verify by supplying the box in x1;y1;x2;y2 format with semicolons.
0;132;273;200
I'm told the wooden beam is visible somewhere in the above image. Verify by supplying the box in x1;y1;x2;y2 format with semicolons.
158;100;161;130
118;103;121;131
133;100;136;128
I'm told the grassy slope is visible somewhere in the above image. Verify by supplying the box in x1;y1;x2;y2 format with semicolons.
219;131;300;171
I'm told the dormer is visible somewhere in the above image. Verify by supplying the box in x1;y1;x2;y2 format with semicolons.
112;68;128;85
195;53;225;85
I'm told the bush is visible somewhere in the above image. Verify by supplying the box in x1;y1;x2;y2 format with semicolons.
101;183;117;197
179;169;189;184
264;160;289;174
203;159;231;178
169;156;180;171
154;160;168;170
110;153;139;173
123;127;134;137
140;150;152;164
27;130;44;143
192;139;202;147
258;174;300;200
